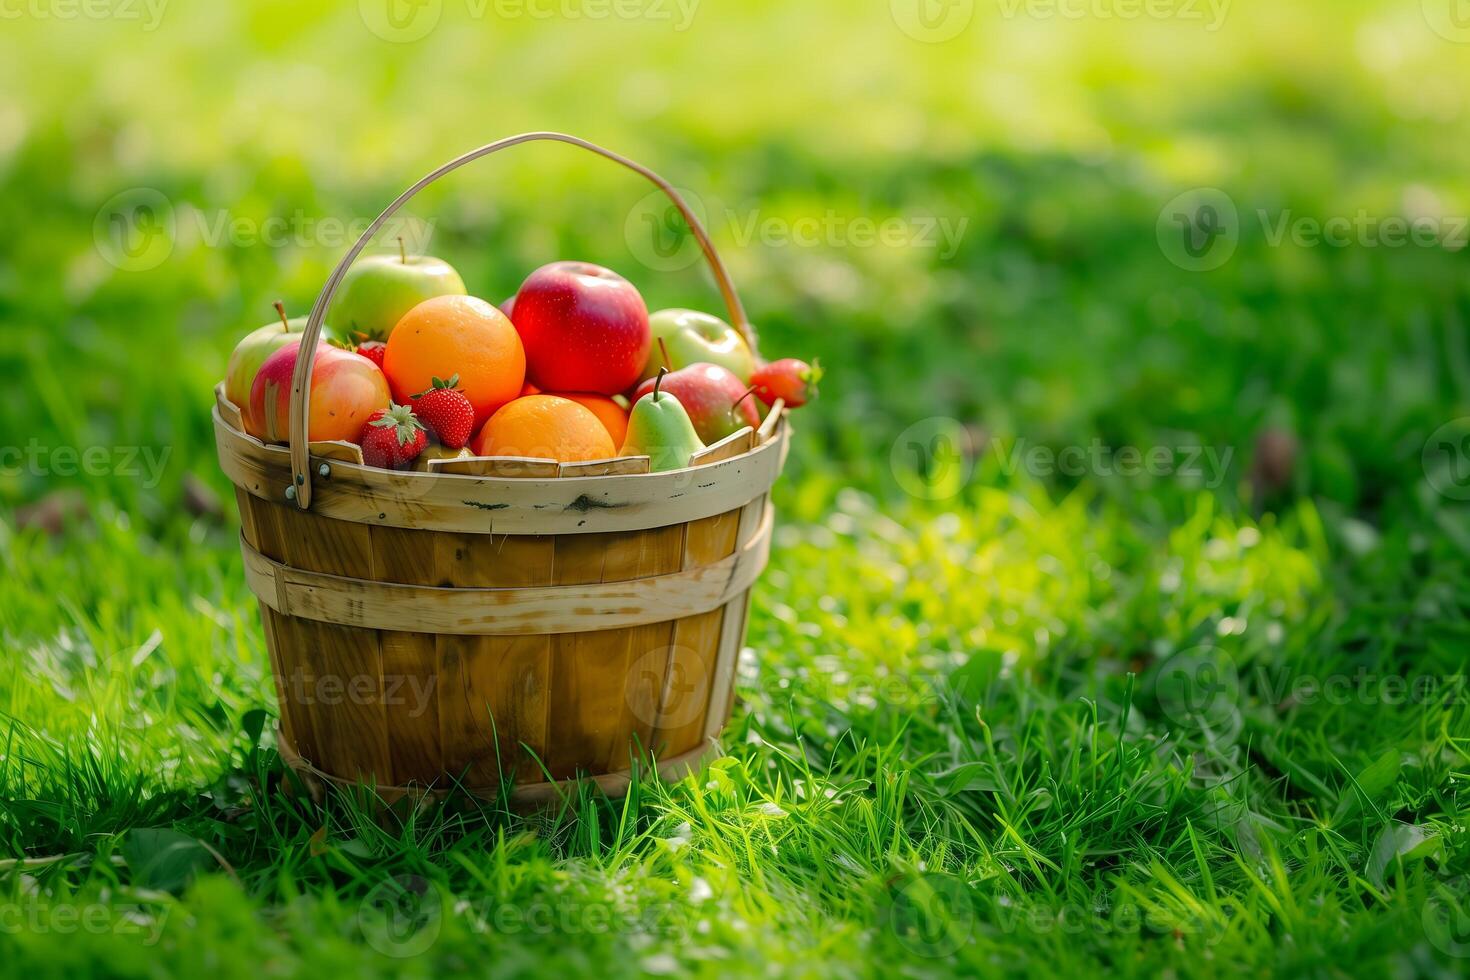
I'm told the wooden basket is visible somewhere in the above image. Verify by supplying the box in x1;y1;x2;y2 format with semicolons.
214;133;789;806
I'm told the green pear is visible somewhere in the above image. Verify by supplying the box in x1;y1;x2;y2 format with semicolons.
620;368;706;472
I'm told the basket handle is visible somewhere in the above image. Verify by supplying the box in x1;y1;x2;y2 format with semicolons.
288;131;755;509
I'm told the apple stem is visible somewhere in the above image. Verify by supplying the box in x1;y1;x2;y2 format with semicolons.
397;236;407;263
654;366;668;402
731;385;758;419
658;337;672;370
273;300;290;331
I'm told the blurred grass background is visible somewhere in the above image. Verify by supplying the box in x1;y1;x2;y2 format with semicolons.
3;1;1470;976
1;0;1467;522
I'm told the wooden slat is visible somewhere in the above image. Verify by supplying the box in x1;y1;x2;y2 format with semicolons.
275;501;375;575
294;619;392;783
239;512;772;635
431;456;560;477
558;456;650;478
310;440;365;465
216;406;786;535
371;525;440;785
757;400;784;443
689;428;754;467
239;492;321;763
602;524;686;773
436;533;555;786
215;382;244;431
272;501;389;782
704;497;769;741
655;506;742;755
546;523;685;779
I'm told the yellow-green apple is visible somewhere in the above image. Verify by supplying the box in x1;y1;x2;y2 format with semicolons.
224;302;305;412
631;362;759;444
327;244;466;342
639;309;755;384
511;261;649;394
246;344;390;444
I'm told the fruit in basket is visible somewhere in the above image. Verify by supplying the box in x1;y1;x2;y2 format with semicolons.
354;339;387;369
632;362;760;444
360;403;428;469
411;375;475;449
639;309;755;384
246;344;391;443
751;358;821;407
326;243;466;342
620;369;706;472
548;392;630;449
471;394;616;463
225;302;306;412
384;295;525;427
412;445;473;472
511;261;650;395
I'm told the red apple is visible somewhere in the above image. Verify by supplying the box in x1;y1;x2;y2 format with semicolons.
512;261;649;395
246;344;391;444
632;362;759;444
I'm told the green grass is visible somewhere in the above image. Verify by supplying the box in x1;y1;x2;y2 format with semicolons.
4;1;1470;976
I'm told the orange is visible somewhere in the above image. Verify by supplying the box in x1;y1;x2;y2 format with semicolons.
472;395;616;463
548;392;629;449
384;295;524;426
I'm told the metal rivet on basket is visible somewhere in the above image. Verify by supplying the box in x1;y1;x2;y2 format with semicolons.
284;485;297;501
296;473;305;485
319;463;331;479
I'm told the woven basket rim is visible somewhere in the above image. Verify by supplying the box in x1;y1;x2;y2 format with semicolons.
214;400;789;535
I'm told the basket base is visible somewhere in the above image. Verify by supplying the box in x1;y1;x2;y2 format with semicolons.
274;727;720;810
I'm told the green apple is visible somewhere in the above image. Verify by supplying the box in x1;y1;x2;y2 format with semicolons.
224;302;306;412
638;309;755;384
619;369;706;472
327;247;466;342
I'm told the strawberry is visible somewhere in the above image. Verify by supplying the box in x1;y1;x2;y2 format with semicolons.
412;375;475;449
359;403;428;469
355;340;387;370
750;358;822;408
